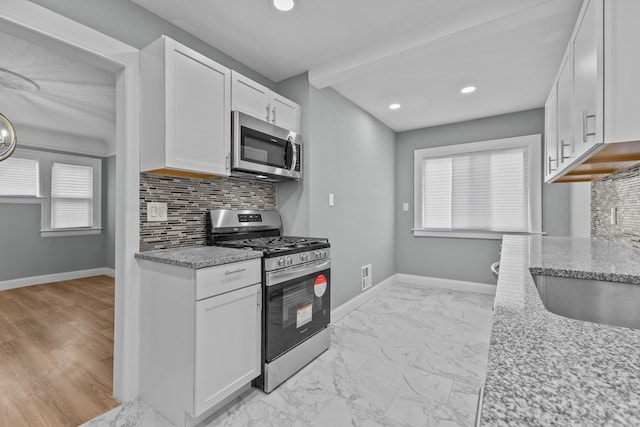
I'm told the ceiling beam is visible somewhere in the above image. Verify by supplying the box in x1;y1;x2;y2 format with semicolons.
309;0;574;89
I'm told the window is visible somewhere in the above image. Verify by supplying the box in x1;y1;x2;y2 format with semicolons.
0;156;40;197
0;148;102;236
413;134;542;239
51;162;94;229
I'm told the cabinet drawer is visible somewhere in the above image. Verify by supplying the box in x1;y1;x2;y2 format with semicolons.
196;258;261;300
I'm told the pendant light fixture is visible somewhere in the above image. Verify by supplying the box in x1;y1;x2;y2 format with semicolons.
273;0;294;11
0;113;17;161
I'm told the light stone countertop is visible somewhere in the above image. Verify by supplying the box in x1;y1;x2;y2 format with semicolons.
482;235;640;426
135;245;262;269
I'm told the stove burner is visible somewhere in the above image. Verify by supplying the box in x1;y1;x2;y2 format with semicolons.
215;235;329;255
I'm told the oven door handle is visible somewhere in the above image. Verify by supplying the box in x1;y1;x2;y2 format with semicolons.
266;259;330;287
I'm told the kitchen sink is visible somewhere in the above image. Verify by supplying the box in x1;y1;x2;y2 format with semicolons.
532;275;640;330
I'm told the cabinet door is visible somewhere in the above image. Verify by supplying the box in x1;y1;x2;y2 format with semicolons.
270;92;300;133
231;71;271;122
193;283;261;416
572;0;603;151
544;84;558;180
165;40;231;176
557;52;573;167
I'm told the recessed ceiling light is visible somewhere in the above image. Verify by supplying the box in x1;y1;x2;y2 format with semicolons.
460;86;476;94
273;0;294;11
389;103;401;110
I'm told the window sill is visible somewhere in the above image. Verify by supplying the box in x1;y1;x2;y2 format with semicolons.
40;227;103;237
412;229;544;240
0;196;45;204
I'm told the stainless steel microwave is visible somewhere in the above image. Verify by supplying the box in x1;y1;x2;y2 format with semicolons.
231;110;302;182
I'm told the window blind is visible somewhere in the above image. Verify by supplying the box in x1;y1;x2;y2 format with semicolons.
51;162;93;229
422;147;530;233
0;156;39;196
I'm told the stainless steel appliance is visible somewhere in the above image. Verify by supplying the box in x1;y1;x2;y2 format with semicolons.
209;209;330;393
231;110;302;182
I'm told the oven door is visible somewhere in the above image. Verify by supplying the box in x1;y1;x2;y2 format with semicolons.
232;110;301;180
264;259;330;362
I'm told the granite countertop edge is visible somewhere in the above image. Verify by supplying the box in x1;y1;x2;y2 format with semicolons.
135;246;263;269
528;266;640;285
482;235;640;426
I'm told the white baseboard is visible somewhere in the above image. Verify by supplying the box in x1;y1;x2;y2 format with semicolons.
0;267;115;291
331;274;397;322
396;273;496;295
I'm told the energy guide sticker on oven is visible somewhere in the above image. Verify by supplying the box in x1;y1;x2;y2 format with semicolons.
297;303;313;328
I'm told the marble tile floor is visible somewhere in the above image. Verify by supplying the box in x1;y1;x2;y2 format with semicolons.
81;282;494;427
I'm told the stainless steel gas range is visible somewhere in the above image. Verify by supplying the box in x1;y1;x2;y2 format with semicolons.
209;209;331;393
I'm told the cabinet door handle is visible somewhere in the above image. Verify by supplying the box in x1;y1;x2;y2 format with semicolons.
560;140;571;161
225;268;247;275
272;107;276;124
548;156;557;173
266;105;270;121
583;110;596;142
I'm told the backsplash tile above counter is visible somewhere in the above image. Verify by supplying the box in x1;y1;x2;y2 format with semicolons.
140;173;276;251
592;164;640;249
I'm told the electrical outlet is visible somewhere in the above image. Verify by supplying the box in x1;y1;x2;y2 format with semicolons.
329;193;335;207
403;202;409;211
361;264;372;291
147;202;168;222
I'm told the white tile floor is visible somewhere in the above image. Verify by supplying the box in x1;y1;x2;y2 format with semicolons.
82;282;494;427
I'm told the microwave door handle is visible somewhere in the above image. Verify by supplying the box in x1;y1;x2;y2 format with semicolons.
287;136;297;174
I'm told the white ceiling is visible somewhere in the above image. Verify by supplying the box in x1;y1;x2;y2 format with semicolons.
0;20;117;156
132;0;582;131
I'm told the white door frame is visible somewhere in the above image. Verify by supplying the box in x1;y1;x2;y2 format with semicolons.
0;0;141;401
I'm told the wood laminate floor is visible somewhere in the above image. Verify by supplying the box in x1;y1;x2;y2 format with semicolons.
0;275;118;426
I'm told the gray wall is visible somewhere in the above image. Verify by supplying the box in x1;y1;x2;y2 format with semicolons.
28;0;276;89
278;73;396;308
277;74;311;237
0;156;115;281
570;182;591;237
395;109;574;285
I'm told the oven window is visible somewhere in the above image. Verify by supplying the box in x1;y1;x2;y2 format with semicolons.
265;269;331;361
282;283;314;329
242;128;286;168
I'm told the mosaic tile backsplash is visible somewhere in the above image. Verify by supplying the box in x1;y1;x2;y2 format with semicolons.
591;165;640;249
140;173;276;251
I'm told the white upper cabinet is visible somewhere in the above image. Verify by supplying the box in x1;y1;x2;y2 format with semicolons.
231;71;271;122
270;92;300;133
544;84;558;179
140;36;231;177
544;0;640;183
556;52;573;168
231;71;300;133
572;0;603;153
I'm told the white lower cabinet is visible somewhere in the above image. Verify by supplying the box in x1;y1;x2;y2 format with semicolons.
139;258;262;427
194;283;261;416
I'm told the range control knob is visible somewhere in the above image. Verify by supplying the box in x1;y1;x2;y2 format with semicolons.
285;256;293;266
321;250;328;258
278;258;286;267
314;250;321;259
301;253;309;262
